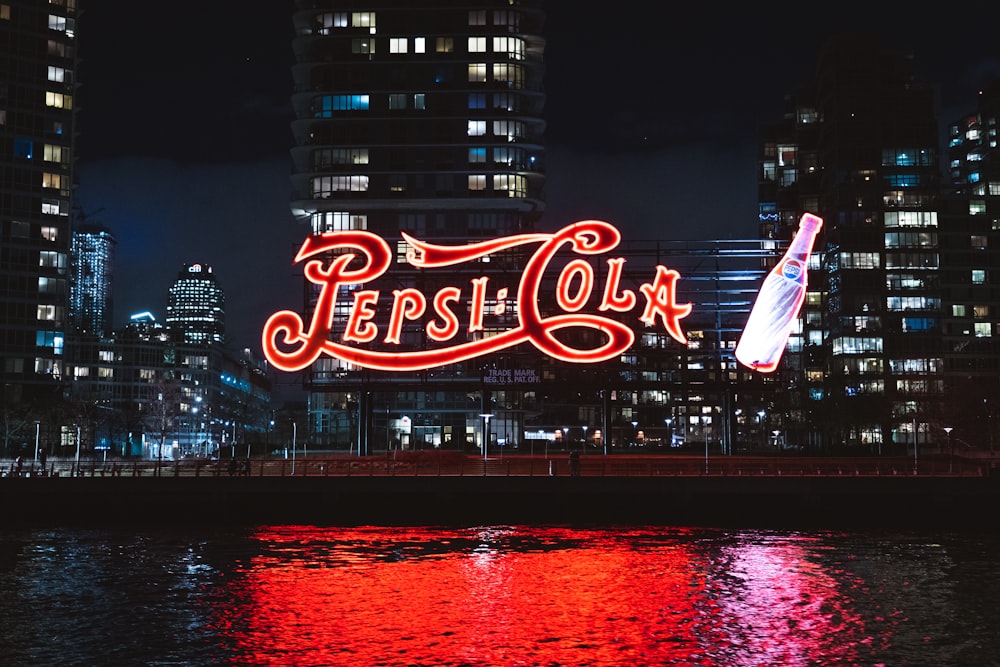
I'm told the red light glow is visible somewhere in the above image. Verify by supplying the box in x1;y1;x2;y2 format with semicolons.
263;221;692;372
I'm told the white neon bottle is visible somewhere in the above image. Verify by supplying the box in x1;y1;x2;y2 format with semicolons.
735;213;823;373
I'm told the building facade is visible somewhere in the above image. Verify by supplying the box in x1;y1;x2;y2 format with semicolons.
289;1;548;453
0;0;78;407
759;40;1000;452
69;221;115;338
65;313;273;461
165;262;226;346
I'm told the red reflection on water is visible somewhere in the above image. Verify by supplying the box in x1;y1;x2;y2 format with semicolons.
210;526;880;666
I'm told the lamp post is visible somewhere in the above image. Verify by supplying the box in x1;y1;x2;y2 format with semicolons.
630;421;637;448
191;404;199;458
480;414;493;462
291;420;297;475
757;410;766;451
75;423;81;474
582;425;588;449
33;420;40;464
944;426;953;473
912;415;918;475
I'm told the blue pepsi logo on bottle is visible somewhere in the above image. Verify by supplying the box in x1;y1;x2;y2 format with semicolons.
781;259;803;281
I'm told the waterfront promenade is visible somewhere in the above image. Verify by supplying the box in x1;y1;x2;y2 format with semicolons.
3;453;998;530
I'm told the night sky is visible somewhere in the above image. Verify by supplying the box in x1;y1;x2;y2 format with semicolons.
73;1;1000;363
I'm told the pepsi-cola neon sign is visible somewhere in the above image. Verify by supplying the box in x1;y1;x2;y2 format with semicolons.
262;220;693;372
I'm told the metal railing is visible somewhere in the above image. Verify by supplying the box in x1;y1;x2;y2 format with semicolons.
1;454;992;479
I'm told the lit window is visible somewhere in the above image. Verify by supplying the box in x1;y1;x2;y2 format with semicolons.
41;226;57;241
413;94;425;110
352;38;373;55
43;144;68;163
42;172;66;190
468;37;486;53
972;270;986;284
435;37;453;53
492;120;523;141
45;91;72;109
970;200;987;215
468;175;486;191
315;94;369;116
975;322;992;337
469;148;485;163
389;38;407;53
468;63;486;83
351;12;376;31
42;198;67;216
468;93;486;109
47;66;66;83
493;36;524;60
414;37;425;53
467;120;486;137
493;174;525;197
312;175;369;196
388;93;406;110
492;63;523;88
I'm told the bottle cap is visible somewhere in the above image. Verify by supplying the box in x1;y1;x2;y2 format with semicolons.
800;213;823;233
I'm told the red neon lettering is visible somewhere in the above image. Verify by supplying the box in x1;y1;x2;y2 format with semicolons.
600;258;636;312
638;266;692;345
385;288;426;344
262;221;690;373
556;259;594;312
262;232;391;371
427;287;461;341
344;290;379;343
494;288;508;315
469;277;488;333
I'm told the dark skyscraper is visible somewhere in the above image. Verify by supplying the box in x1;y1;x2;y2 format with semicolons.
758;39;1000;450
288;1;546;451
0;0;78;404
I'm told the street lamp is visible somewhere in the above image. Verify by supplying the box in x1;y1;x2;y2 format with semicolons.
582;425;588;448
33;420;40;464
191;404;199;458
292;420;297;475
481;414;494;462
944;426;953;473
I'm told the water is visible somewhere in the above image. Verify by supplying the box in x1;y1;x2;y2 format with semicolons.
2;525;998;666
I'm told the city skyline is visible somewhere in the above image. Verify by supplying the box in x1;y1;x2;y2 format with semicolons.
72;1;1000;357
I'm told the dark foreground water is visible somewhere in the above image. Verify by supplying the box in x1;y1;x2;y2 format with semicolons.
1;525;998;666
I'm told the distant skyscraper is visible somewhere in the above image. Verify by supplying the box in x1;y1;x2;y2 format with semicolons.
0;0;78;403
165;263;225;346
69;222;116;338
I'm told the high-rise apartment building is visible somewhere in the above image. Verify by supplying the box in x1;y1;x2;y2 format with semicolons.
289;1;546;451
0;0;78;405
69;221;116;338
939;81;1000;448
165;263;225;346
758;40;1000;451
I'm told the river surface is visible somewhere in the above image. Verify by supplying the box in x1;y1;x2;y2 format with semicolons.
1;524;997;666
